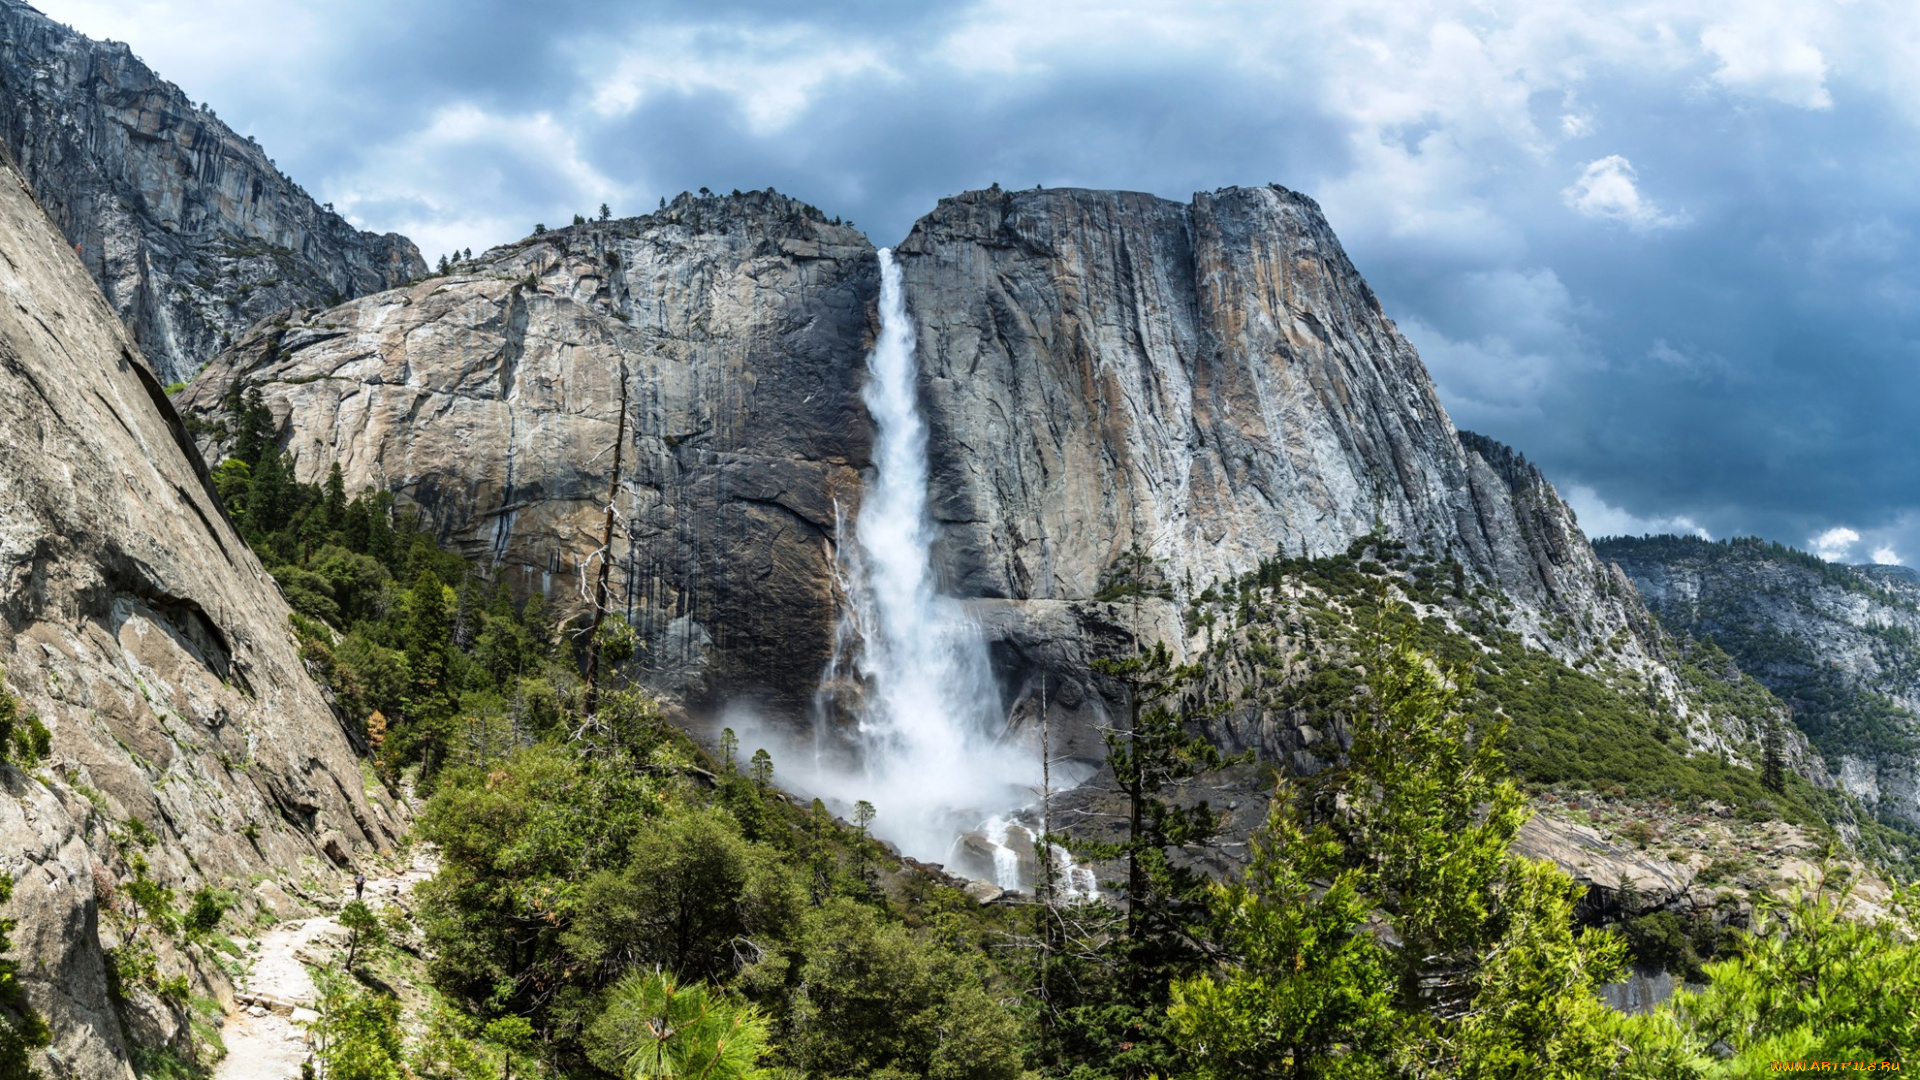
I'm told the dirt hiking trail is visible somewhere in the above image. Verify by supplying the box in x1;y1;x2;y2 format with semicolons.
212;850;435;1080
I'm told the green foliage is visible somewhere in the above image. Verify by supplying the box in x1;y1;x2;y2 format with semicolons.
1596;534;1920;778
1169;640;1627;1078
0;673;52;769
0;874;53;1080
124;854;178;939
1034;639;1249;1079
786;899;1026;1080
1613;876;1920;1073
315;977;407;1080
564;808;804;985
586;970;771;1080
341;900;386;969
182;887;236;941
1210;543;1829;826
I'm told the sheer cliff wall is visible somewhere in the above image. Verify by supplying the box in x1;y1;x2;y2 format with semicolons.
0;156;396;1080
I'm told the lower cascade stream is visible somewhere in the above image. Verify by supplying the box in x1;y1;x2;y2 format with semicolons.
811;248;1096;900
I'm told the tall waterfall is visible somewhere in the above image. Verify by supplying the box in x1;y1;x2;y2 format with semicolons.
822;249;1032;864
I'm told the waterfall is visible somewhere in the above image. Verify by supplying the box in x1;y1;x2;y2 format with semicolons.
812;248;1094;898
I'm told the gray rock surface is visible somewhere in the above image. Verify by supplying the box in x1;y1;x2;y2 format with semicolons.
897;186;1690;750
0;0;425;384
183;191;877;717
1600;536;1920;829
184;183;1746;764
0;155;395;1078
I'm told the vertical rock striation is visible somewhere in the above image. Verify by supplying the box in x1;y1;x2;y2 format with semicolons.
0;0;425;384
0;156;394;1079
894;185;1667;735
182;192;876;716
185;183;1712;747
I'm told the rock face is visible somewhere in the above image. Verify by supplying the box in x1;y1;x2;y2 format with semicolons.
186;184;1679;747
1599;536;1920;829
0;156;395;1078
183;191;877;716
895;186;1680;748
0;0;425;384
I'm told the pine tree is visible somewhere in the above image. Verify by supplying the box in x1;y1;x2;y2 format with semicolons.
1086;641;1236;956
1168;638;1628;1078
1762;714;1786;794
323;462;348;525
403;569;452;713
1051;641;1240;1079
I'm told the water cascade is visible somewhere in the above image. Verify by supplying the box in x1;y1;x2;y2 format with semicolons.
812;248;1095;899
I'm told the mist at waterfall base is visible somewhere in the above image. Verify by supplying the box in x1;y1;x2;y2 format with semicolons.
714;250;1095;899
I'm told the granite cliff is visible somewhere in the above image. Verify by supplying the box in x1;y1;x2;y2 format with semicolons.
0;155;398;1079
893;186;1691;756
0;0;426;385
180;183;1805;783
1600;535;1920;831
182;191;877;718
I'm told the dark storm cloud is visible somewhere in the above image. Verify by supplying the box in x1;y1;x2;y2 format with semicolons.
35;0;1920;564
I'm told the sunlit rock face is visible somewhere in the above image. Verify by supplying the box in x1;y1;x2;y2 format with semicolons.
0;156;398;1079
894;185;1675;759
0;0;425;383
183;192;879;717
189;183;1680;762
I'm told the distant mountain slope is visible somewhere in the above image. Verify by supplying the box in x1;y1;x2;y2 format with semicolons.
0;0;425;383
1598;535;1920;831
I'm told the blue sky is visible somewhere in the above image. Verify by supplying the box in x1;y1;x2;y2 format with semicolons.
38;0;1920;565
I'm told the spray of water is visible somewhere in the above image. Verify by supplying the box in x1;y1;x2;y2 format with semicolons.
775;248;1099;899
812;249;1037;863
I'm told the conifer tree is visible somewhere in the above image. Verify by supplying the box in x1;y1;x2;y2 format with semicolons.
1168;638;1628;1078
1762;714;1786;794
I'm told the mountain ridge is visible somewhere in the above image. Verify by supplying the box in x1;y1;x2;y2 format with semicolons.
0;0;426;384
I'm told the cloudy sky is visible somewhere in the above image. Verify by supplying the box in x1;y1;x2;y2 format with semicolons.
35;0;1920;565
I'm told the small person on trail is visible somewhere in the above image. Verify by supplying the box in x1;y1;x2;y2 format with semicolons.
354;873;366;900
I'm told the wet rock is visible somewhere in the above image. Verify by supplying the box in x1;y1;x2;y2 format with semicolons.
963;879;1004;904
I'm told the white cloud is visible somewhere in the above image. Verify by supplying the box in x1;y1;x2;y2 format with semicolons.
1564;484;1710;539
330;104;622;261
1701;11;1833;109
584;25;894;135
1872;545;1902;565
1811;526;1861;561
1562;156;1687;232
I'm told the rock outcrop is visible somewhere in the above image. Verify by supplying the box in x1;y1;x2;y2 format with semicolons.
182;191;877;717
1599;535;1920;829
0;0;425;384
895;186;1684;749
181;184;1787;768
0;155;395;1078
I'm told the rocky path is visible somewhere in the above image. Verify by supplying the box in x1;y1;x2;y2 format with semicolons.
213;851;435;1080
